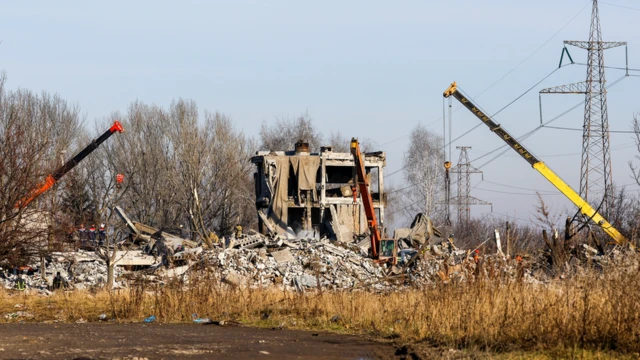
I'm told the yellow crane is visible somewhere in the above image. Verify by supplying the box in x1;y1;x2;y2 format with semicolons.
443;82;626;244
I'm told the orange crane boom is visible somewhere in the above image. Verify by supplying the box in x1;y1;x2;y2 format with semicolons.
16;121;125;209
350;138;382;259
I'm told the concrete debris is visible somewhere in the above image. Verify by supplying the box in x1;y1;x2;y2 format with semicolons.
234;234;266;249
114;205;139;236
113;251;156;266
0;250;126;291
329;205;349;243
222;271;246;287
394;213;439;248
270;249;294;264
3;209;636;293
4;311;34;319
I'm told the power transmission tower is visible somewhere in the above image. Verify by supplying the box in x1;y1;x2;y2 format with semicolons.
540;0;626;217
450;146;491;224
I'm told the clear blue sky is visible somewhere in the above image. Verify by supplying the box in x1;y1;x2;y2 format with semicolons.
1;0;639;228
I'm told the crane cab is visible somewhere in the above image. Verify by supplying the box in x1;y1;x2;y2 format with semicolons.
378;238;397;264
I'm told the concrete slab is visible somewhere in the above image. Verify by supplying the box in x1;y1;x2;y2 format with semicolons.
270;249;294;264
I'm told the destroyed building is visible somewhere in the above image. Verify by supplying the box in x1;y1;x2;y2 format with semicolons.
251;141;386;242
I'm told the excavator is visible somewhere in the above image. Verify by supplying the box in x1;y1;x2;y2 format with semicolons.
15;120;125;209
443;82;626;245
350;138;397;264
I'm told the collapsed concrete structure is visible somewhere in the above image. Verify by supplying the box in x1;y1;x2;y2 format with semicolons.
251;141;386;242
4;204;637;295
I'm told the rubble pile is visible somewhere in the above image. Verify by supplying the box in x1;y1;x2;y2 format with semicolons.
2;207;636;294
178;232;546;291
0;229;494;293
197;237;390;291
0;250;125;293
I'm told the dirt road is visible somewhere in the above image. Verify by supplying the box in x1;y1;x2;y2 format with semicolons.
0;323;398;359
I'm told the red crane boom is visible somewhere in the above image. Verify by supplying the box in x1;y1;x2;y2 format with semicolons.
16;121;125;209
350;138;382;259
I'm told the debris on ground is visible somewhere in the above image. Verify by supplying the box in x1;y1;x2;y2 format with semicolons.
1;209;636;293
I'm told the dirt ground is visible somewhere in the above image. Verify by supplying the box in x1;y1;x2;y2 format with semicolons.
0;323;401;359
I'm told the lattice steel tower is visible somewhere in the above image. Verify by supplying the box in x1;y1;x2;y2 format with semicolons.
450;146;491;224
540;0;626;216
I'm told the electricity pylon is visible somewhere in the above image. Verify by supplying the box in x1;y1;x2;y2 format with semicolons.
449;146;491;224
540;0;626;217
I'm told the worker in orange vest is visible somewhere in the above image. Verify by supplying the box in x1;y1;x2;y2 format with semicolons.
473;249;481;263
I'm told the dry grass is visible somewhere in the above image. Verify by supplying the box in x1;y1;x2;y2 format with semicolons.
1;263;639;355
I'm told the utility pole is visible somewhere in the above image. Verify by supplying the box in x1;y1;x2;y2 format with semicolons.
540;0;626;217
449;146;491;224
506;221;511;258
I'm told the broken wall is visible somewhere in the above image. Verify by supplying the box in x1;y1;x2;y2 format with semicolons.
252;148;385;241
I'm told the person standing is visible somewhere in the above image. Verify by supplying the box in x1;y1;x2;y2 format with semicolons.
15;275;26;291
98;224;106;246
78;224;87;249
52;272;64;290
88;225;97;246
152;231;174;269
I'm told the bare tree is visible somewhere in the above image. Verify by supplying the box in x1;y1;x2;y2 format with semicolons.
164;99;209;241
74;121;132;288
400;124;444;224
259;111;323;152
81;100;257;242
0;73;82;265
327;131;350;152
327;131;376;153
199;111;256;236
106;103;180;228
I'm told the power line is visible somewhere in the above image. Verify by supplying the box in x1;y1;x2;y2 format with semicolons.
482;179;557;194
385;65;571;180
536;142;636;158
475;187;563;196
379;2;590;147
471;74;629;169
472;0;591;99
572;61;640;72
542;125;640;134
600;1;640;12
387;69;628;180
450;63;569;148
489;211;544;226
384;167;404;179
386;182;417;194
471;179;559;196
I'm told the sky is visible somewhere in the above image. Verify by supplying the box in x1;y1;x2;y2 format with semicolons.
1;0;639;229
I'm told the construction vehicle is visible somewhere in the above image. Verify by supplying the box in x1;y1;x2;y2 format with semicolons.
16;120;125;209
350;138;397;264
443;82;626;244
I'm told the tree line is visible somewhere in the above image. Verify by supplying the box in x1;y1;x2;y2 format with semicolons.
1;72;639;265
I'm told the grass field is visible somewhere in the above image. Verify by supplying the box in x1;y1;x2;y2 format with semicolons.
1;262;639;358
